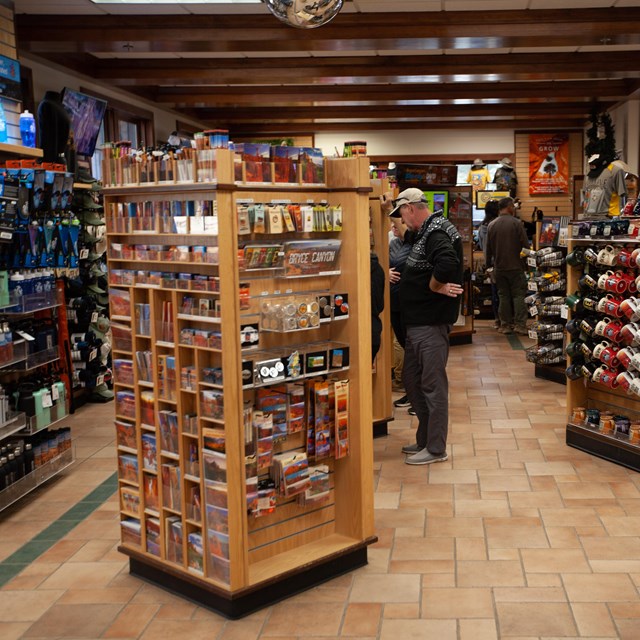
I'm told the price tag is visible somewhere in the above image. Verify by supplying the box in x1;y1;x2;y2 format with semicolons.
91;311;99;323
527;257;537;268
529;305;538;316
51;385;59;401
80;248;89;259
528;281;539;291
528;330;538;340
560;305;568;319
260;290;269;296
89;348;98;361
273;290;280;295
96;374;105;386
285;288;293;294
0;231;12;240
604;225;612;236
42;391;53;408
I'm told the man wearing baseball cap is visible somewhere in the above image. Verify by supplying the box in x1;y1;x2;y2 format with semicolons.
381;188;463;465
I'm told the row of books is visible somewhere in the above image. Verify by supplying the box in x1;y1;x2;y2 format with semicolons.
237;203;342;235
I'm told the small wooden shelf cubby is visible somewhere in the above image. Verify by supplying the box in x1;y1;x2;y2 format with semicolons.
105;150;376;618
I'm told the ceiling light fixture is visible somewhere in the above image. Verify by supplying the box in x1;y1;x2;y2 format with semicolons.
262;0;344;29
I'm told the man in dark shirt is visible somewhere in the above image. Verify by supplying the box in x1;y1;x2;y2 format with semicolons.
485;197;529;335
387;188;463;465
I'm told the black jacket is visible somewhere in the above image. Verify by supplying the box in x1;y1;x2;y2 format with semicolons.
370;252;385;347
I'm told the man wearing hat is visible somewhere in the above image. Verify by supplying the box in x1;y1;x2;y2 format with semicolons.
493;157;518;198
467;158;490;192
381;188;463;465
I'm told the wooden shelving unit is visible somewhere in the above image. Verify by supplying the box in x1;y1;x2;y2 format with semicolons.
104;150;376;618
0;142;42;159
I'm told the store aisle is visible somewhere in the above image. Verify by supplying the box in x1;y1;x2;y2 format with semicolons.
1;321;639;639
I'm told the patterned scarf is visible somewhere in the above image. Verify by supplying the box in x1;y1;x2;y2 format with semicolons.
406;212;461;272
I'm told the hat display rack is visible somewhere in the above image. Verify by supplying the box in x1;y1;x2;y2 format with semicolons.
65;186;113;404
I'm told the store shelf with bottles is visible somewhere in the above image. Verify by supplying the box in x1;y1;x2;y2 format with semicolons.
0;142;42;160
564;224;640;471
105;150;376;618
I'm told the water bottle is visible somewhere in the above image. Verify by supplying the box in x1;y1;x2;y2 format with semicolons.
19;110;36;148
0;101;7;143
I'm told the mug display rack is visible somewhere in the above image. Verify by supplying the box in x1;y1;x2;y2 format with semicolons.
564;222;640;471
105;150;376;618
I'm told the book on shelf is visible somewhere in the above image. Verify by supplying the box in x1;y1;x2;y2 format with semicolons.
158;410;179;454
115;419;137;449
118;453;139;484
145;516;161;557
187;532;204;573
141;433;157;471
120;486;141;516
143;473;159;511
166;516;183;564
161;462;181;511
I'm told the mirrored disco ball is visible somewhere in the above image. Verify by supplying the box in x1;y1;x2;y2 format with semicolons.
263;0;344;29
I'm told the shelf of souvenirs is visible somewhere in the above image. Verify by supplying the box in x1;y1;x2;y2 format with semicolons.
0;447;73;513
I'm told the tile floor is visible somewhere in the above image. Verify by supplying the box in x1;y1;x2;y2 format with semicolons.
1;321;639;638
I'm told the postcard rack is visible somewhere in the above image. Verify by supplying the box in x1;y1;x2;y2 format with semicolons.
105;150;376;618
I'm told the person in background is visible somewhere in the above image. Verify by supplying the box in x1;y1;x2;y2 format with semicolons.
370;251;385;364
477;199;501;329
485;196;529;335
384;201;416;409
387;188;463;465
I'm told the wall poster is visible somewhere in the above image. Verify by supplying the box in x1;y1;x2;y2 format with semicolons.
528;133;569;195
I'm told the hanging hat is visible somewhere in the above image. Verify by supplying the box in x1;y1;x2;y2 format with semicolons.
472;158;485;168
499;157;513;169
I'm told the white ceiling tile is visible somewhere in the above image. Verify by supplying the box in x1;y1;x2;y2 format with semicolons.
530;0;613;8
445;0;529;9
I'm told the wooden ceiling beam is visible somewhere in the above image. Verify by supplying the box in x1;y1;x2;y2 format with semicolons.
15;8;640;52
151;80;637;106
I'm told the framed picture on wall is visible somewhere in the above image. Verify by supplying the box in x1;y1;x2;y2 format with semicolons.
476;190;509;209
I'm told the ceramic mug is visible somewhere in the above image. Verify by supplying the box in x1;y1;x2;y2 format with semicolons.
617;247;635;268
618;322;640;346
620;296;640;322
566;248;585;267
597;294;624;317
599;271;627;294
617;346;637;369
593;341;620;367
597;245;618;266
579;274;598;291
616;370;636;392
595;317;623;342
621;271;638;294
583;247;599;265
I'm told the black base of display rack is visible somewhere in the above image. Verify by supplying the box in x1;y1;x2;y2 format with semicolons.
126;539;373;619
450;332;473;346
373;417;391;438
566;422;640;473
535;364;567;385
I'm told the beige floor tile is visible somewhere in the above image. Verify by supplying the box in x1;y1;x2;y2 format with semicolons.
544;526;582;549
488;548;520;560
525;461;576;476
540;507;601;527
456;538;487;561
562;573;640;602
260;601;344;636
496;602;577;636
374;492;400;509
422;587;494;618
58;586;140;604
571;602;618;637
479;475;531;492
140;618;226;639
581;536;640;560
22;603;123;638
38;560;125;590
617;618;640;640
422;573;456;588
599;515;640;536
521;548;591;573
383;603;420;618
374;508;425;530
389;559;455;574
102;603;160;638
454;499;511;518
0;590;64;622
350;574;421;603
425;516;484;538
458;618;498;640
493;587;566;602
485;517;548;549
391;537;454;561
217;618;265;640
457;560;525;587
0;622;35;640
341;603;382;636
379;618;457;639
427;469;478;484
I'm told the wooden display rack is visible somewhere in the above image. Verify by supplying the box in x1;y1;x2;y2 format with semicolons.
104;151;376;618
565;234;640;472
